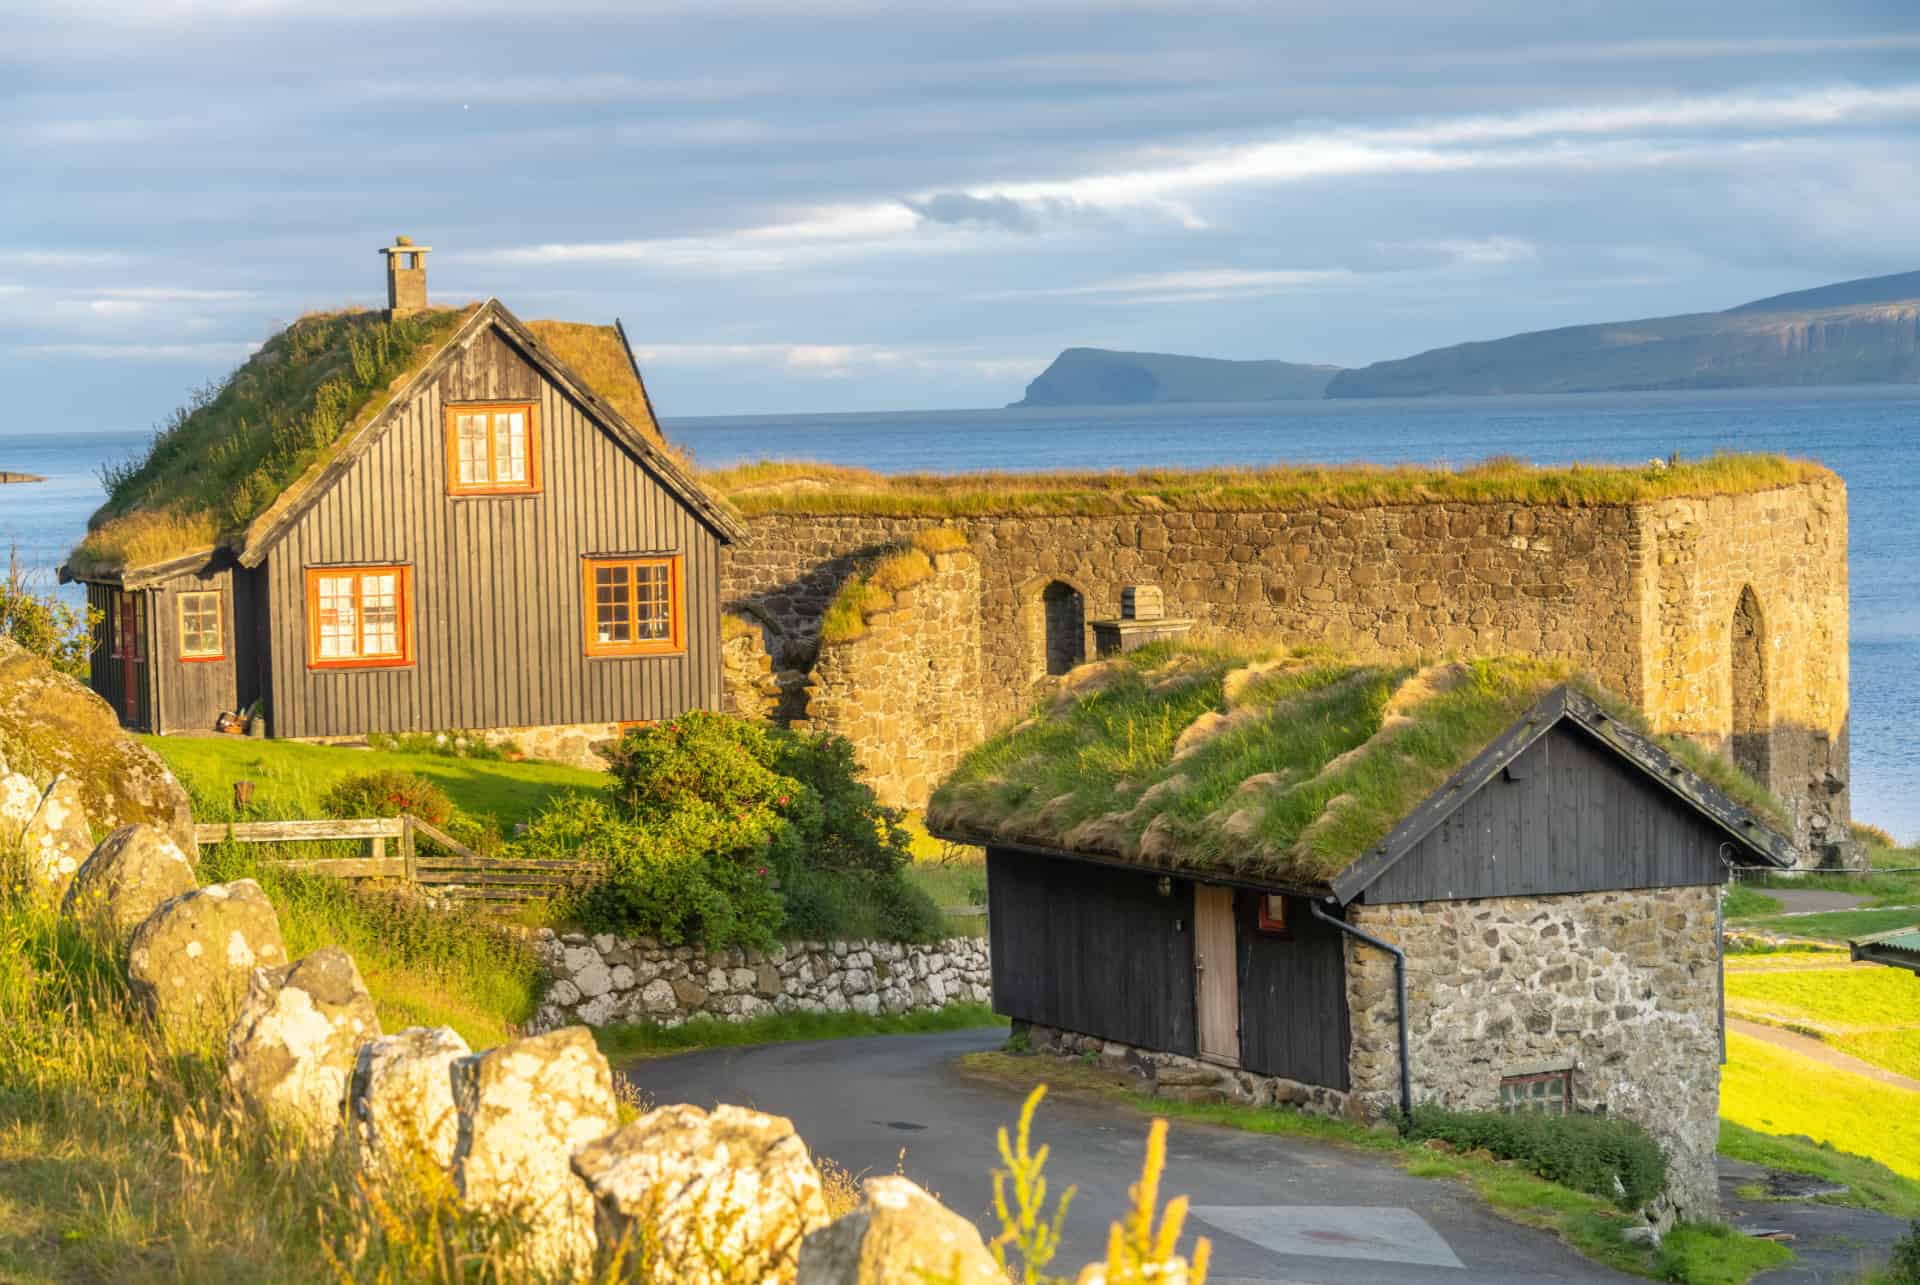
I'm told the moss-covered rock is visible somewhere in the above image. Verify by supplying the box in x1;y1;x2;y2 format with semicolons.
0;639;193;852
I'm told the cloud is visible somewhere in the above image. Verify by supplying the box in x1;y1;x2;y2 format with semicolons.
16;341;261;360
904;194;1041;232
983;267;1354;304
626;341;1034;381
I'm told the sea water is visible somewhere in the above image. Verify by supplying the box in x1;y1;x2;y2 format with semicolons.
5;384;1915;838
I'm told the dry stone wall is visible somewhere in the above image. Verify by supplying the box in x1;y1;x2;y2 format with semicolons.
797;550;983;808
531;931;990;1031
723;478;1850;852
1345;885;1724;1216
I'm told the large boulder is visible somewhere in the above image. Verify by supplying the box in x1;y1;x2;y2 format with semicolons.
572;1103;831;1285
62;823;197;941
128;879;286;1039
350;1025;471;1178
227;946;381;1132
0;766;43;845
0;638;194;852
450;1027;620;1275
796;1176;1002;1285
18;775;91;894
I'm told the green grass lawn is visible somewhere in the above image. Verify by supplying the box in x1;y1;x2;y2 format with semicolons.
1720;1031;1920;1181
1718;1122;1920;1222
1726;954;1920;1079
143;734;605;827
597;1003;1003;1066
1735;908;1920;944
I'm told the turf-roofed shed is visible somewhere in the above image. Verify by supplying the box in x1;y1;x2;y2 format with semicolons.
63;244;742;749
927;644;1796;1216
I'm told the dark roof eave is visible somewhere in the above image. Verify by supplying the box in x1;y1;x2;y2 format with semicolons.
928;823;1336;899
1329;685;1798;903
62;544;229;589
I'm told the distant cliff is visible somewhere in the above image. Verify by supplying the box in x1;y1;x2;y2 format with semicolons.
1326;270;1920;398
1011;348;1341;407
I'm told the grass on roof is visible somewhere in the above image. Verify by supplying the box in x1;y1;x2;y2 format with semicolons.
926;642;1786;888
820;527;967;644
71;306;474;576
704;453;1832;519
523;319;660;444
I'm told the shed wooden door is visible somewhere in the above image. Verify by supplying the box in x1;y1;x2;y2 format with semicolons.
1194;884;1240;1065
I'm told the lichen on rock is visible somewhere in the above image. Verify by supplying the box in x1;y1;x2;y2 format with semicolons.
350;1025;471;1178
128;878;286;1039
62;822;198;942
796;1175;1001;1284
227;945;381;1133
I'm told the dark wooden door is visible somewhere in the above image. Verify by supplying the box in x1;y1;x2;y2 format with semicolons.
1194;884;1240;1065
116;595;142;724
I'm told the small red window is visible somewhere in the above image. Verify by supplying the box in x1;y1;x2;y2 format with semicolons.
1257;894;1290;935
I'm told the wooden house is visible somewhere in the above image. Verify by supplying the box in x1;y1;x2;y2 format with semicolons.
927;651;1795;1214
63;242;743;757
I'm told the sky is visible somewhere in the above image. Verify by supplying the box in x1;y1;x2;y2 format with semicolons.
3;0;1919;424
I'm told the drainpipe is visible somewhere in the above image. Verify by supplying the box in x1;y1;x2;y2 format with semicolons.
1311;899;1412;1125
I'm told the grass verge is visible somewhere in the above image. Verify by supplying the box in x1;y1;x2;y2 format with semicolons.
1726;955;1920;1081
1718;1122;1920;1221
144;733;604;828
597;1002;1003;1064
1735;908;1920;945
957;1050;1779;1283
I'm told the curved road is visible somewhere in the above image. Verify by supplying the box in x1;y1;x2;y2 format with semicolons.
625;1028;1637;1284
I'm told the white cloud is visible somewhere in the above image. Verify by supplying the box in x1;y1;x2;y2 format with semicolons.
479;202;951;272
982;267;1353;303
18;341;260;360
627;340;1033;381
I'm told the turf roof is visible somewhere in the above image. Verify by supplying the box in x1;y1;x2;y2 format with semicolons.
68;307;667;579
925;643;1788;891
707;454;1834;519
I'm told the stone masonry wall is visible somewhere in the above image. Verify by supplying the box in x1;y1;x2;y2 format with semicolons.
1344;886;1724;1215
723;479;1849;853
798;550;984;809
530;930;990;1031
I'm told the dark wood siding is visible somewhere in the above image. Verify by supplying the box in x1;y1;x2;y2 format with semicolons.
1235;892;1350;1089
262;325;724;737
987;848;1196;1056
146;565;240;734
85;583;123;722
85;584;153;730
1363;723;1733;904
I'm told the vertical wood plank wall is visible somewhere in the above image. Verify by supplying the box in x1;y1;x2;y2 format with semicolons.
1361;723;1732;904
1235;892;1351;1089
263;327;724;738
145;566;240;734
987;848;1197;1056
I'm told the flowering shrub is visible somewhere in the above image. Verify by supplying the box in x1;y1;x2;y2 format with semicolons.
319;770;455;828
533;713;939;947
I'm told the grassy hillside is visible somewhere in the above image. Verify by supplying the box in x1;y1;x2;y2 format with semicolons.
1012;347;1340;407
1328;269;1920;397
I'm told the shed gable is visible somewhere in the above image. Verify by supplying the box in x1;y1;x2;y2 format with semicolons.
1359;722;1736;904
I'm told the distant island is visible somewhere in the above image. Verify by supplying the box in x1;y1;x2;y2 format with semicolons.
0;472;45;484
1015;269;1920;406
1010;348;1341;407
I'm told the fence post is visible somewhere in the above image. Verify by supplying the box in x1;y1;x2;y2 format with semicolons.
401;816;418;885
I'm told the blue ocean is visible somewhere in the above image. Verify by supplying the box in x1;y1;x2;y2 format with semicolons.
5;383;1916;838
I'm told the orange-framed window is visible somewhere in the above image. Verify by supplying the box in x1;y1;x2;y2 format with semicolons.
445;401;538;495
583;556;683;657
177;590;224;661
305;565;413;668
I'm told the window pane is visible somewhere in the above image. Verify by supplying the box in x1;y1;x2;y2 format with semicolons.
594;564;631;643
317;575;356;658
456;413;488;484
635;562;671;640
361;573;399;656
494;411;527;483
181;592;220;655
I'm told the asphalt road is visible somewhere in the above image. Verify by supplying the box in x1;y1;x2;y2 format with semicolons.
624;1029;1639;1284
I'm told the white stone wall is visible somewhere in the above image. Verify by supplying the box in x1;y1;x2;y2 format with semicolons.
532;931;991;1031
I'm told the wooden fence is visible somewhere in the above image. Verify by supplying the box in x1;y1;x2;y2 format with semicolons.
192;815;596;904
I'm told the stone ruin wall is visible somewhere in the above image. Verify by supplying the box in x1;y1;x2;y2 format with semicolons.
793;550;984;809
721;477;1850;853
1345;885;1724;1217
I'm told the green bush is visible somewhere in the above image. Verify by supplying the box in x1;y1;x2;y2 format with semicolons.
540;712;940;947
1406;1106;1668;1208
1;556;98;679
318;769;454;827
1890;1221;1920;1285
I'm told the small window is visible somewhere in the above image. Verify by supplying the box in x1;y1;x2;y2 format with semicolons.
1256;894;1290;936
1500;1070;1571;1116
177;590;223;660
445;402;538;494
305;566;413;668
583;556;684;657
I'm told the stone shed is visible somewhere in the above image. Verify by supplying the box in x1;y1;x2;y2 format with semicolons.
926;645;1796;1216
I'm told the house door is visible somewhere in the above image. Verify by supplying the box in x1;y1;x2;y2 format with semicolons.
1194;884;1240;1065
115;594;143;725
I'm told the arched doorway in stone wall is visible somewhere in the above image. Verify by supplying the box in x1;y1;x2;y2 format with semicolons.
1023;579;1087;679
1730;585;1770;786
